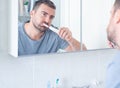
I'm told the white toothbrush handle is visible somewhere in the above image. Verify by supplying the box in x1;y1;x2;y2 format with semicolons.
49;26;59;34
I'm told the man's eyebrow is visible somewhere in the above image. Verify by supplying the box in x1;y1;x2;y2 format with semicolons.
41;11;47;13
41;11;55;18
41;11;48;14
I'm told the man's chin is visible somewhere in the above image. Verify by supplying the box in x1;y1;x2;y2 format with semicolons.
39;28;48;32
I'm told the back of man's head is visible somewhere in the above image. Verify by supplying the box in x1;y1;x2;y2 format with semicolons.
114;0;120;11
32;0;56;11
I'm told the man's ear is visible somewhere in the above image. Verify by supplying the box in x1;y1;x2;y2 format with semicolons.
30;10;34;18
114;9;120;24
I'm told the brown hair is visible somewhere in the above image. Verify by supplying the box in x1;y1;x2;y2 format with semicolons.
32;0;56;11
114;0;120;11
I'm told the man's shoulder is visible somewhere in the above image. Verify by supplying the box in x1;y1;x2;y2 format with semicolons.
18;22;24;26
18;22;27;35
106;51;120;88
18;22;24;31
108;51;120;69
113;51;120;64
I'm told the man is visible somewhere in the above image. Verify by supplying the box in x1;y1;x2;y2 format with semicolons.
18;0;86;56
106;0;120;87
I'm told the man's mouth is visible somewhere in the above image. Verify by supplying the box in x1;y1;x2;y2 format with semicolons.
43;23;49;28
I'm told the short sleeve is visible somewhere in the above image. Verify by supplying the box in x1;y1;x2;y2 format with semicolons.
57;37;69;49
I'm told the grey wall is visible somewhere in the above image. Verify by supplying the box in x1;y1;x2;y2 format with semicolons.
0;0;118;88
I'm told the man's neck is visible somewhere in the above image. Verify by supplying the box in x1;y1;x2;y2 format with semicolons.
24;23;44;40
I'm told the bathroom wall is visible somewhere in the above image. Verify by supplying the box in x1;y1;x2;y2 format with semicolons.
0;0;118;88
60;0;81;41
0;49;117;88
0;0;9;51
33;49;116;88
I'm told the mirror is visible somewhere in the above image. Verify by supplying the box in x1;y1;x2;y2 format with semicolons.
82;0;114;50
18;0;85;56
9;0;114;57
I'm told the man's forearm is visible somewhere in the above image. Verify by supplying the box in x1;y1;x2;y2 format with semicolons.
66;37;87;51
67;38;81;51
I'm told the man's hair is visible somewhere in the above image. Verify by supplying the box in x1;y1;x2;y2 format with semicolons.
32;0;56;11
114;0;120;10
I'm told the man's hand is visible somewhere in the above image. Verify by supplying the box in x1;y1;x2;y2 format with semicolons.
58;27;87;51
58;27;72;42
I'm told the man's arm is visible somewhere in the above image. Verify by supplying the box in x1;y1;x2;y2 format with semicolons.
65;37;87;51
58;27;87;51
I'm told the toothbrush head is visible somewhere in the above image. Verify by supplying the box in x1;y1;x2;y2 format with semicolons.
56;78;59;84
43;23;49;28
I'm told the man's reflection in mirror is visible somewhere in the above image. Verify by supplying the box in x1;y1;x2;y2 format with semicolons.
18;0;87;56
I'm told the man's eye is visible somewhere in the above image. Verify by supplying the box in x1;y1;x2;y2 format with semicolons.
50;16;54;20
41;12;47;17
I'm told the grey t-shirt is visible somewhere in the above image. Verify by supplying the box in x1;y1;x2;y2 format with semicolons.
18;23;69;56
106;51;120;88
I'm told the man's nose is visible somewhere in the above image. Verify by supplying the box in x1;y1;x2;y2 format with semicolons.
44;16;51;23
